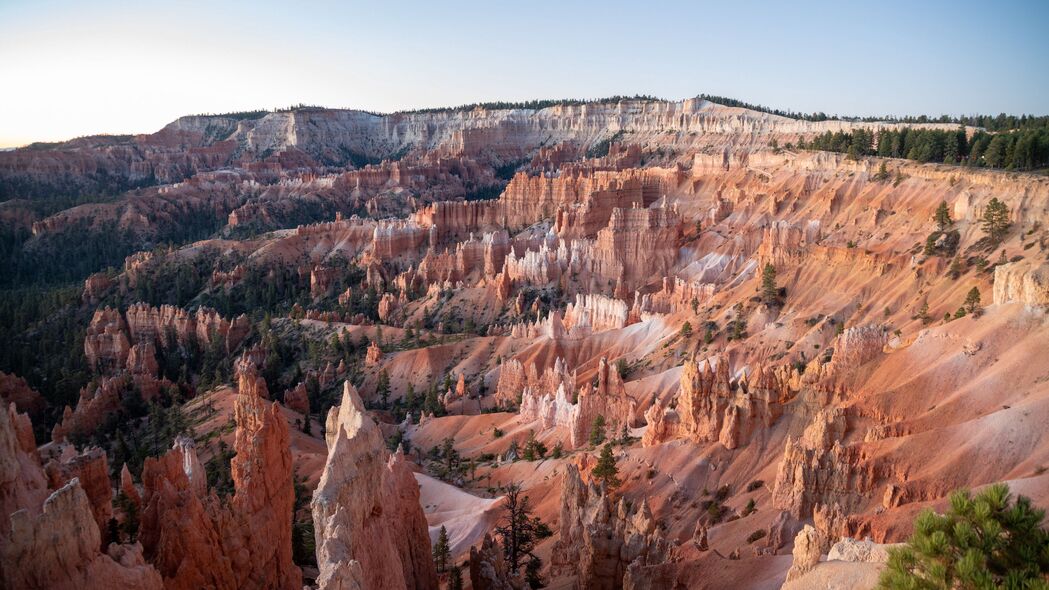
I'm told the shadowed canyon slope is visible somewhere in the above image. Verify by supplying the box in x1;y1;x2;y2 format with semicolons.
1;96;1048;589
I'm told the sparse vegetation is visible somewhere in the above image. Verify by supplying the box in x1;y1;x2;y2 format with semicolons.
589;415;607;447
981;197;1011;244
878;484;1049;589
591;443;621;490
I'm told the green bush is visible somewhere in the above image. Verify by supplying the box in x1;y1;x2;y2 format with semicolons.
878;484;1049;589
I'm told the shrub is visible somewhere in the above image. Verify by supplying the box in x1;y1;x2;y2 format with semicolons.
746;529;767;544
878;484;1049;589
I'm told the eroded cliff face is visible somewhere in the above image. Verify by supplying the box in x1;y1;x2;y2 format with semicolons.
470;533;527;590
642;356;794;450
993;260;1049;307
86;304;249;370
311;382;437;590
7;94;1049;590
1;97;966;203
0;403;164;590
3;478;164;590
138;376;301;590
771;408;852;518
518;357;637;448
551;464;676;589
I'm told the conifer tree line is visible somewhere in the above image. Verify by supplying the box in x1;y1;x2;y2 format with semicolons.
796;125;1049;170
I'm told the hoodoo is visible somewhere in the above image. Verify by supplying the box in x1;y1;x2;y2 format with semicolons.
2;23;1048;586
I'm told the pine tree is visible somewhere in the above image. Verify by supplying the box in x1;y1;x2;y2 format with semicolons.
878;484;1049;589
874;161;890;181
934;201;953;231
588;415;606;447
522;430;546;461
376;369;390;409
424;382;443;416
964;287;981;314
981;197;1010;243
984;135;1009;168
550;441;564;459
680;321;693;338
448;565;464;590
525;556;544;589
433;525;451;573
591;443;621;490
729;303;747;340
405;382;416;412
494;483;545;573
761;263;779;305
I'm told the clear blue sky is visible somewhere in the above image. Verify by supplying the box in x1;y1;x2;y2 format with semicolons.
1;0;1047;146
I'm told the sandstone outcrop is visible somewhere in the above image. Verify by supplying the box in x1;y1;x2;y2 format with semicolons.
993;260;1049;307
365;341;383;367
642;356;788;450
772;408;853;518
519;357;637;448
284;382;310;415
311;382;437;590
138;375;300;589
84;307;132;371
563;293;632;334
781;531;898;590
87;304;249;372
44;445;114;547
83;272;115;303
229;382;301;589
0;371;45;419
2;479;164;590
236;358;270;400
551;464;675;589
125;303;250;354
0;403;163;590
52;375;133;443
0;403;48;529
495;357;573;409
469;533;527;590
784;524;823;582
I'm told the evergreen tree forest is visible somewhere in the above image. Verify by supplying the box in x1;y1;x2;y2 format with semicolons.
797;125;1049;171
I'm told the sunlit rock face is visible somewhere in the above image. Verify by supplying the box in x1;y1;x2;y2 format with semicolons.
311;382;437;590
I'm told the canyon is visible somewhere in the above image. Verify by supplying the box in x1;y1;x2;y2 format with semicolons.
1;95;1048;589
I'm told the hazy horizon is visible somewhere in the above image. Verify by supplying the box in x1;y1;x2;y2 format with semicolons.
2;0;1047;148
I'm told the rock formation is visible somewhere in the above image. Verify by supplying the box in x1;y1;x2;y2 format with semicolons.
284;382;310;415
0;371;45;419
0;403;164;590
365;341;383;367
772;408;852;518
784;524;823;582
44;445;114;547
993;260;1049;307
125;303;250;354
84;307;132;371
495;357;572;408
311;382;437;590
138;374;300;589
2;479;164;590
551;464;675;589
469;533;527;590
782;528;898;590
642;356;787;450
229;382;301;589
563;293;632;334
52;375;134;443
